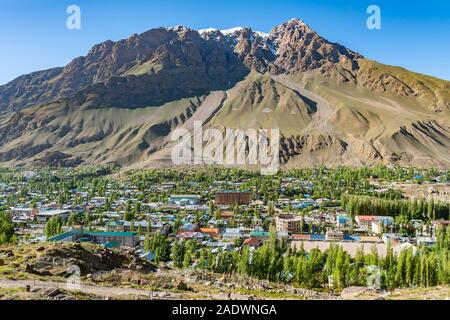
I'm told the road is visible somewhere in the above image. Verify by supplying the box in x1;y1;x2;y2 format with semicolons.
0;278;253;300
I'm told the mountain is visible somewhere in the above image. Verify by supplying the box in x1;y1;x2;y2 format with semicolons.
0;18;449;169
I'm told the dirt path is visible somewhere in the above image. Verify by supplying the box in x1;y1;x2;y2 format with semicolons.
0;278;252;300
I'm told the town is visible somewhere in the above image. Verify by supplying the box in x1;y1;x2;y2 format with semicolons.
0;165;449;298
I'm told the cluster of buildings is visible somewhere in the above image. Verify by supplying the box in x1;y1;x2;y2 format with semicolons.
1;173;448;256
11;207;73;224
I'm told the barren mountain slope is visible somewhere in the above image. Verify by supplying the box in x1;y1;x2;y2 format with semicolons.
0;95;210;167
0;18;449;169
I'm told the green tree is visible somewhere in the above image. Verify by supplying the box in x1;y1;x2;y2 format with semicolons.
45;216;63;239
0;212;15;244
67;212;78;227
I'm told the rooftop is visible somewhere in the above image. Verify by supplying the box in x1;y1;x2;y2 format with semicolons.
48;230;136;242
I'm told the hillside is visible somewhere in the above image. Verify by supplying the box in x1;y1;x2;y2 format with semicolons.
0;18;449;169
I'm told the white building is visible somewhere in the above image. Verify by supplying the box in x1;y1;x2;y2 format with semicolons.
275;214;302;233
222;228;243;240
36;209;71;222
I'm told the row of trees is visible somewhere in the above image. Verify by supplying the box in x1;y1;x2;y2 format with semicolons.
44;216;63;238
341;194;450;220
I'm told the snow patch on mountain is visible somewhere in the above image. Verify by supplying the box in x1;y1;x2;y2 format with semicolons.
220;27;244;35
198;28;218;34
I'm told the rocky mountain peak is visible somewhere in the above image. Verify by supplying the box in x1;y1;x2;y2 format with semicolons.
267;18;362;73
0;19;449;169
271;18;315;36
0;19;375;114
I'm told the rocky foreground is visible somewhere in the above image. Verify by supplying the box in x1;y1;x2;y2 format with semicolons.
0;243;448;300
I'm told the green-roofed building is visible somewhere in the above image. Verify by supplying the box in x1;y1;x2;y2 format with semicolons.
48;230;138;247
250;231;270;238
103;241;121;249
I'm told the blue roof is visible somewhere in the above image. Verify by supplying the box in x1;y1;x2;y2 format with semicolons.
250;231;270;237
293;204;310;209
344;235;360;241
379;216;394;224
103;241;120;248
141;251;155;261
85;231;136;237
48;231;76;241
310;234;326;241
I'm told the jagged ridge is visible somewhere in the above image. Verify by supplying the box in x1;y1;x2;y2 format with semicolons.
0;18;449;168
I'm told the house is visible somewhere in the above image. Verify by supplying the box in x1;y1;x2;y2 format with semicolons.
205;241;232;251
178;223;199;234
355;215;393;233
277;231;290;239
121;220;150;232
359;236;382;243
199;227;220;239
275;214;302;233
252;200;264;206
10;207;38;217
102;211;121;220
11;215;32;224
309;234;326;241
326;230;344;241
355;216;377;229
222;228;243;240
220;211;235;219
316;198;330;205
185;205;200;211
372;219;393;235
382;233;406;245
179;232;205;241
169;194;201;206
91;197;106;206
249;230;270;238
244;237;264;248
36;209;71;222
48;230;138;247
300;198;316;207
159;183;176;191
416;236;437;247
336;215;352;229
291;234;310;241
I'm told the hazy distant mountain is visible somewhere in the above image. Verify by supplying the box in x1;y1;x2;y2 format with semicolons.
0;18;449;168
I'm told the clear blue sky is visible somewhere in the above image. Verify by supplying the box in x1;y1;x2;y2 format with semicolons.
1;0;449;85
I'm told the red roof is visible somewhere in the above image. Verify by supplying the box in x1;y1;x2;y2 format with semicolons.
244;237;264;247
433;220;450;225
356;215;377;221
199;228;220;238
291;234;310;240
